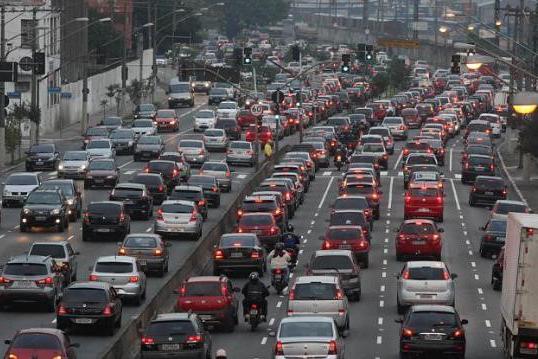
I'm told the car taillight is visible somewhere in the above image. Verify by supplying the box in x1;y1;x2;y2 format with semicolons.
275;341;284;355
372;193;379;200
190;211;198;221
502;189;507;196
198;200;205;206
214;250;224;259
179;285;186;296
289;289;295;300
154;249;162;256
186;335;203;344
432;234;440;241
335;289;344;300
328;340;338;355
144;167;149;173
402;328;415;338
464;162;469;169
520;341;538;350
437;196;443;204
156;208;163;221
451;329;465;339
358;240;369;249
172;169;179;177
322;241;331;249
483;234;495;242
57;304;67;315
212;186;218;192
141;336;155;345
402;270;410;280
118;247;126;255
270;226;279;234
443;270;451;280
102;305;113;316
119;212;126;222
400;125;406;130
403;149;409;155
36;277;54;285
129;276;139;283
83;211;90;223
285;192;291;201
158;184;164;192
0;276;11;284
490;164;495;171
89;274;98;281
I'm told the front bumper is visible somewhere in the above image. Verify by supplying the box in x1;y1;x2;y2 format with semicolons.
26;159;56;170
59;168;86;179
21;214;64;227
85;177;117;187
135;150;161;160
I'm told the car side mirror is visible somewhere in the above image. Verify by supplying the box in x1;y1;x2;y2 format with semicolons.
268;331;276;337
451;273;458;279
165;242;172;247
4;340;11;345
438;228;444;233
461;319;469;325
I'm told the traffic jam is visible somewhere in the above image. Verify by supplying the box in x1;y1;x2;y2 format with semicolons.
0;40;532;359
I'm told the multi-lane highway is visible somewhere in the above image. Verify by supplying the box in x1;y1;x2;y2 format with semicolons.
204;128;513;359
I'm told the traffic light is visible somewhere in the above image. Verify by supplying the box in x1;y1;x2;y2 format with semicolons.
291;45;300;62
243;47;252;65
451;54;461;74
341;53;351;73
365;45;374;63
357;43;366;63
233;48;243;66
33;52;45;75
467;48;475;56
296;91;302;107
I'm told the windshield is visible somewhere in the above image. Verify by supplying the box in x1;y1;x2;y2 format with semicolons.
86;127;108;136
88;161;114;170
496;203;528;214
41;183;74;196
133;120;154;128
146;321;195;336
196;111;214;118
280;322;333;338
87;140;110;149
327;228;362;240
312;255;353;270
124;236;157;248
95;261;133;273
110;130;133;139
407;266;446;280
157;111;175;118
161;203;193;214
139;136;160;145
63;151;87;161
138;104;155;111
29;244;65;258
240;214;273;226
4;263;47;276
26;192;61;205
202;163;227;171
210;88;227;95
6;174;38;186
221;236;255;247
11;333;61;350
294;283;337;300
169;83;190;92
179;140;202;148
400;222;435;234
29;144;54;153
63;288;106;303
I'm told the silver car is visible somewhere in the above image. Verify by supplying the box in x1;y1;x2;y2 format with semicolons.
89;256;146;305
226;141;255;167
382;116;408;139
177;139;208;166
203;128;228;151
154;200;203;239
396;261;457;314
86;139;115;159
272;316;346;359
200;161;232;192
58;151;89;179
132;119;157;137
2;172;42;207
489;199;530;221
194;109;217;132
287;276;349;330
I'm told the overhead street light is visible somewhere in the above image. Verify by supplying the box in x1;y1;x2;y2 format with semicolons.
439;26;448;33
495;20;502;27
513;91;538;115
467;25;475;31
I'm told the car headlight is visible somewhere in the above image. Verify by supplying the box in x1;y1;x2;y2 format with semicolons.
128;140;133;146
23;208;31;215
106;175;115;179
51;208;60;215
67;199;74;205
80;164;86;170
58;163;64;170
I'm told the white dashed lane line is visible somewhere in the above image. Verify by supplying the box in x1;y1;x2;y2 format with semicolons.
123;170;135;175
276;301;282;308
237;174;247;179
261;337;267;345
145;227;152;232
485;320;491;328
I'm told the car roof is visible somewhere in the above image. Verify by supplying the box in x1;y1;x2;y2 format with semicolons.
68;281;111;290
294;275;338;284
410;304;456;314
8;254;52;264
96;256;137;264
280;316;335;324
161;199;195;206
153;313;194;322
402;219;435;225
496;199;527;205
406;260;446;268
186;276;224;283
173;185;203;192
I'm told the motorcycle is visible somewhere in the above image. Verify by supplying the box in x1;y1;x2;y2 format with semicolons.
284;246;298;268
271;268;287;295
247;303;261;331
335;154;343;171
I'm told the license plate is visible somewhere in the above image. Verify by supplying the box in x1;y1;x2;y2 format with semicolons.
12;280;36;288
476;166;485;171
497;237;506;242
423;333;443;340
94;179;104;183
75;318;94;324
250;309;258;315
230;252;243;258
35;216;46;221
138;260;147;266
96;228;111;233
339;245;352;249
36;161;43;164
418;208;430;212
160;344;181;351
420;294;434;298
412;241;426;245
485;191;494;195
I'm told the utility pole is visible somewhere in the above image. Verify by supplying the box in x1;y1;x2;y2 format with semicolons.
30;7;37;145
413;0;418;40
80;1;89;135
434;0;438;45
495;0;501;46
0;5;6;169
138;31;143;83
151;1;157;103
120;9;129;115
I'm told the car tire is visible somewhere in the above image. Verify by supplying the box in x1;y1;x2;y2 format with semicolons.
374;209;380;220
397;300;406;315
163;261;168;274
479;246;487;258
396;253;403;261
134;292;144;306
493;279;502;291
469;198;475;207
257;265;264;278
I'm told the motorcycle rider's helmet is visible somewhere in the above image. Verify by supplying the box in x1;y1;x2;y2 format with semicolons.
275;242;285;255
249;272;260;283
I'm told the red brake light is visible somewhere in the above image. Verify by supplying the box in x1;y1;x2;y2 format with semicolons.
322;241;331;249
0;276;11;284
102;305;113;316
89;274;98;281
437;196;443;204
270;226;279;234
358;240;369;249
521;341;538;349
251;251;260;259
172;169;179;177
211;186;218;192
214;249;224;259
36;277;54;285
141;337;155;345
402;328;415;338
129;276;139;283
156;208;164;221
328;340;338;355
275;341;284;355
237;209;243;217
154;249;162;256
158;184;164;192
452;329;464;338
335;289;344;300
402;270;410;280
289;289;295;300
144;167;149;173
190;211;198;221
57;304;67;315
186;335;203;343
443;270;451;280
285;192;291;201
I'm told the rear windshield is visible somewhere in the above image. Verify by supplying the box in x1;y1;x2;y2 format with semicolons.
467;146;491;156
407;156;436;165
146;321;195;336
188;176;213;186
311;255;353;270
469;156;492;165
383;118;403;124
179;140;202;148
400;222;435;234
205;129;224;137
468;123;489;131
243;200;277;212
202;163;228;171
133;120;154;128
334;198;368;210
29;244;65;258
132;175;162;185
328;118;348;125
407;267;446;280
496;203;528;214
170;190;201;200
11;334;61;350
124;236;157;248
4;263;47;276
345;185;374;195
113;187;143;198
240;215;273;226
406;142;430;151
95;262;133;273
87;203;121;215
138;136;160;145
369;128;389;136
280;322;333;338
63;288;106;303
488;220;507;232
475;178;504;189
407;312;457;327
86;127;108;136
41;183;74;196
149;162;173;172
327;228;362;240
185;282;221;296
161;203;193;213
362;144;384;152
230;142;251;149
330;212;366;226
221;236;255;247
63;151;87;160
409;188;438;197
294;283;337;300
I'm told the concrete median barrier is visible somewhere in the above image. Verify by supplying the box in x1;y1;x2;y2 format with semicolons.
100;145;291;359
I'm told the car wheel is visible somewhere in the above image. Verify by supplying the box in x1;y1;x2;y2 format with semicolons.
134;292;143;306
362;254;369;268
469;198;475;207
479;246;487;258
163;261;168;274
493;279;502;291
257;265;264;278
396;253;403;261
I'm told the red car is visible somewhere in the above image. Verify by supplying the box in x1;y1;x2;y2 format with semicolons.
236;212;281;248
4;328;79;359
404;182;444;222
237;109;258;129
320;225;370;267
245;125;272;145
395;219;444;261
155;109;179;132
175;276;239;332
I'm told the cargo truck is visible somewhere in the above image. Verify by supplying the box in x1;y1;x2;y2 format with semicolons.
501;213;538;358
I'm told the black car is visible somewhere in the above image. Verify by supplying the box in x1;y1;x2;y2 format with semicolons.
25;144;59;171
491;247;504;291
469;175;507;207
479;218;507;258
187;175;220;208
134;103;157;120
421;139;445;166
404;164;440;189
329;209;371;240
130;173;168;205
239;195;288;231
397;305;468;358
144;160;182;189
110;128;137;155
215;118;241;140
20;189;70;232
461;154;495;184
40;179;82;222
82;201;130;241
56;281;122;336
169;185;208;219
109;183;153;220
212;233;266;276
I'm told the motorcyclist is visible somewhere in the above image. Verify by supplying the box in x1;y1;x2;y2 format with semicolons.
267;242;292;283
334;144;348;166
241;272;269;321
281;231;301;264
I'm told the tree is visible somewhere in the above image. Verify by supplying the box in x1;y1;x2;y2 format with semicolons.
518;117;538;157
7;103;28;164
388;57;411;92
126;79;144;106
371;73;389;98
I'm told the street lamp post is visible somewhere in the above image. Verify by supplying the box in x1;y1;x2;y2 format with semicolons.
512;92;538;178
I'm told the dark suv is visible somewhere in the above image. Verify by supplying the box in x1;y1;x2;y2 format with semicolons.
215;118;241;140
469;175;507;207
40;179;82;221
20;189;70;232
56;282;122;336
144;160;182;189
0;255;63;311
25;143;59;171
461;154;495;184
238;195;288;231
130;173;168;205
29;241;79;285
109;183;153;220
82;201;130;241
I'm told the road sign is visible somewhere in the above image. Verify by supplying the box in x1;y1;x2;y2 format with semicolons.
377;38;420;49
271;90;285;104
61;92;72;99
48;87;61;93
19;57;33;72
251;104;263;116
7;91;20;99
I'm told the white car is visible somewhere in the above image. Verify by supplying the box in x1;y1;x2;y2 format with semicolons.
2;172;42;207
58;150;90;179
381;116;408;140
203;129;228;151
286;61;301;74
131;119;156;137
216;101;239;120
194;109;217;132
85;139;115;159
478;113;502;138
177;139;208;166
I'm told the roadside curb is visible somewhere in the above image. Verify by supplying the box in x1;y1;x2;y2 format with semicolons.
496;138;529;208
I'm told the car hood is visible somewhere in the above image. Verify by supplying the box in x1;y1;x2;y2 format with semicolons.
87;169;116;176
24;204;61;211
62;160;87;167
111;138;133;144
28;153;55;159
87;148;112;154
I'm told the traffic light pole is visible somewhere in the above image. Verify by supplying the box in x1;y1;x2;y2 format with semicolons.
30;7;37;145
299;51;303;143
